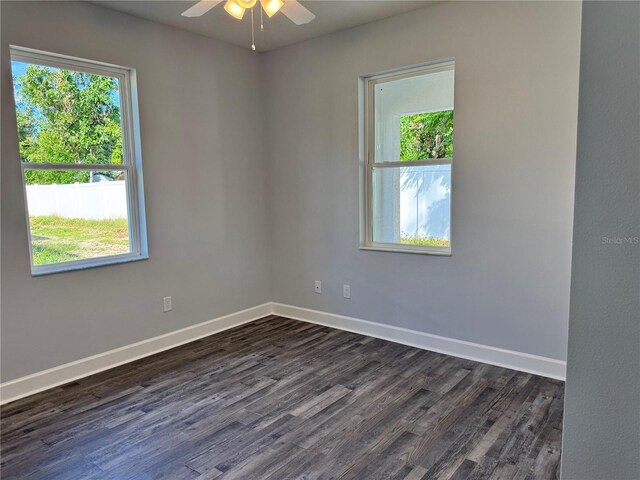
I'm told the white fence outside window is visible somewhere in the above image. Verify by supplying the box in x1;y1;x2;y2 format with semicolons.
26;181;128;220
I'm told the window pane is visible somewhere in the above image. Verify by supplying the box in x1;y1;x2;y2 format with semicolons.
11;60;124;165
25;170;131;266
374;68;454;162
372;164;451;247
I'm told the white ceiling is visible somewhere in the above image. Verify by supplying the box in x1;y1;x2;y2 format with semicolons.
90;1;436;52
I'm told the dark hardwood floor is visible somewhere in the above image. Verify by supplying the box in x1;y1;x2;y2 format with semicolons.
0;316;564;479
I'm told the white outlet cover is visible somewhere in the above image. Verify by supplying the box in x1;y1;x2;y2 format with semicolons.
163;296;172;312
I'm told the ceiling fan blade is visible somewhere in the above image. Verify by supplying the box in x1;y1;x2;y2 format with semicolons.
181;0;223;17
280;0;315;25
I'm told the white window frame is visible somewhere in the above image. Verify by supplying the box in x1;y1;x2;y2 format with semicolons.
10;46;148;275
361;61;454;256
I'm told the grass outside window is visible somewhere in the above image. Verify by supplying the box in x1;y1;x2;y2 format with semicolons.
30;216;130;266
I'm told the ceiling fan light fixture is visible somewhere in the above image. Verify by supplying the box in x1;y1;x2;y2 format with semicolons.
236;0;257;8
260;0;284;17
223;0;246;19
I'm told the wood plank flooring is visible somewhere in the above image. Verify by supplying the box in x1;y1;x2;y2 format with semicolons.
0;316;564;479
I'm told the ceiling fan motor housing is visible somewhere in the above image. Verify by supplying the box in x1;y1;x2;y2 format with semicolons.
236;0;257;9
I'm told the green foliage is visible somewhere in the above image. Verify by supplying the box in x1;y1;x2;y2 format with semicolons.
13;64;123;185
400;232;450;248
400;110;454;161
24;170;90;185
30;215;130;265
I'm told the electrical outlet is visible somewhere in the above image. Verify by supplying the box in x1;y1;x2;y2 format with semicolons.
163;296;172;312
314;280;322;294
343;284;351;299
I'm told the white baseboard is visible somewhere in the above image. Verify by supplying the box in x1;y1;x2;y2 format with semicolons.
0;303;272;405
1;301;566;405
271;303;566;381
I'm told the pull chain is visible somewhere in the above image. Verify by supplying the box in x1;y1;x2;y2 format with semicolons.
260;6;264;31
250;7;256;51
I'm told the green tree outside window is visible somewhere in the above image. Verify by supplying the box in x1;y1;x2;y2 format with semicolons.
14;64;123;185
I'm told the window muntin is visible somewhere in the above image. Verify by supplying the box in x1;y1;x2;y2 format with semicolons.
10;47;147;274
364;62;454;254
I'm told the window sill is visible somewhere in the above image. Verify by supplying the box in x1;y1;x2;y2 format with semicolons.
31;254;149;276
359;244;452;256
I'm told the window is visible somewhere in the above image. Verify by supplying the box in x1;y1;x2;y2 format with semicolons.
10;46;147;275
362;61;454;255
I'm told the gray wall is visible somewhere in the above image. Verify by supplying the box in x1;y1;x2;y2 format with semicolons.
263;1;581;361
561;2;640;479
1;1;271;381
1;1;584;383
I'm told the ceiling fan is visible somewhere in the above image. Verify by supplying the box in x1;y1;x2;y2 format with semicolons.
181;0;316;50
